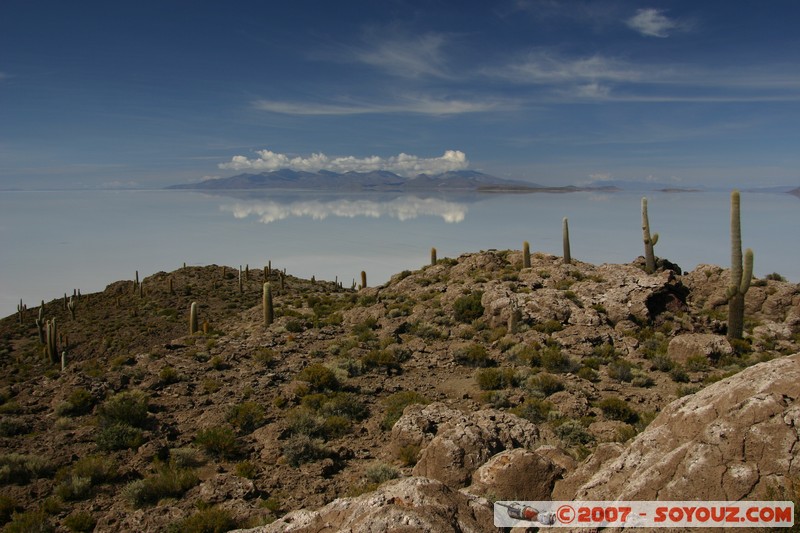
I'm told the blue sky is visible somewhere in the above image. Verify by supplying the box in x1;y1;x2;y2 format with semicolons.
2;0;799;189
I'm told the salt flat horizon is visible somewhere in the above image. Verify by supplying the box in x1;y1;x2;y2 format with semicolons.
2;189;798;317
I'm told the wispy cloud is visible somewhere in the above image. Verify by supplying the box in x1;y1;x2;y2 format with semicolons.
252;94;506;116
496;52;642;84
626;8;680;38
218;149;469;176
356;31;452;79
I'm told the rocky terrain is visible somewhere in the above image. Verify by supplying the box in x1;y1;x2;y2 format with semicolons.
1;249;798;532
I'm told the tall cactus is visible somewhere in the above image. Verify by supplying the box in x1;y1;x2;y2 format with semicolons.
522;241;531;269
45;318;58;363
431;247;437;266
263;283;274;326
67;296;76;319
189;302;198;335
727;190;754;340
641;197;659;273
360;270;367;289
17;299;25;325
562;218;571;265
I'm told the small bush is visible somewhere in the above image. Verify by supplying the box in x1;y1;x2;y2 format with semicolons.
95;423;144;451
533;320;563;333
0;453;53;485
297;364;340;392
540;345;576;374
684;355;709;372
381;391;429;430
669;366;690;383
453;292;484;323
235;461;258;479
253;347;275;366
361;350;402;375
302;392;368;421
0;419;29;437
475;367;517;390
364;463;399;485
577;366;599;382
55;456;118;501
0;495;21;526
3;509;53;533
555;420;595;446
396;444;421;467
158;366;181;385
527;373;564;396
512;398;554;424
63;511;96;532
282;434;329;467
226;402;266;434
55;388;94;417
649;354;674;372
480;390;511;408
598;397;638;424
607;359;636;382
169;447;204;468
122;464;199;508
195;426;239;459
97;390;149;428
455;343;492;367
167;507;237;533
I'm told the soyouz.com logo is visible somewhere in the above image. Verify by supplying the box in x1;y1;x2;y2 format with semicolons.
494;501;795;528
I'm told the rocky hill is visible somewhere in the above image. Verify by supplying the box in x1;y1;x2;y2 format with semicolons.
1;250;798;531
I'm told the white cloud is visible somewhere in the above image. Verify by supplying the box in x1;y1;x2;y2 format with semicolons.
626;8;678;38
220;197;467;224
219;149;469;176
589;172;612;182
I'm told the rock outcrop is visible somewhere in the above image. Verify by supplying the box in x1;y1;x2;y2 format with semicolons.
234;477;494;533
570;354;800;501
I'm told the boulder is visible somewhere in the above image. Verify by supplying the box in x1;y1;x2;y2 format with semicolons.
233;476;494;533
390;402;465;454
465;448;564;501
571;354;800;501
411;410;539;488
667;333;732;364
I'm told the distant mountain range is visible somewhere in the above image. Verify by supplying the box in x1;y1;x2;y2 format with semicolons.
167;169;583;192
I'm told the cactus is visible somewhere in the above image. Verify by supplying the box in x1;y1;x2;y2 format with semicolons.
263;266;268;280
61;351;67;371
726;190;754;340
280;271;285;291
134;270;139;292
67;296;76;319
168;276;174;294
562;218;572;265
17;299;25;325
522;241;531;269
430;247;437;266
263;283;274;326
360;270;367;289
45;318;58;364
189;302;198;335
238;266;243;294
35;305;45;344
245;264;250;281
641;197;659;273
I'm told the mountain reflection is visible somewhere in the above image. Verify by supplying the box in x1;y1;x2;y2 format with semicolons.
219;195;468;224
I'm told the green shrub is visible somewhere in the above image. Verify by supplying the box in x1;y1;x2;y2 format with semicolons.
670;365;689;383
649;354;674;372
480;390;511;408
361;350;402;375
55;456;118;501
195;426;239;459
455;343;492;367
396;444;421;467
607;359;636;382
235;460;258;479
301;392;368;421
167;507;237;533
527;373;564;396
226;402;266;434
122;464;199;508
158;366;181;385
95;423;144;451
0;495;21;526
63;511;97;532
281;434;329;467
364;463;399;485
0;453;53;485
577;366;599;382
555;420;595;446
97;390;149;428
169;447;204;468
533;320;563;333
540;345;576;374
0;418;29;437
55;388;94;417
475;367;517;390
297;364;340;392
381;391;429;430
512;398;554;424
598;397;638;424
3;508;53;533
684;355;709;372
453;292;484;323
253;347;276;366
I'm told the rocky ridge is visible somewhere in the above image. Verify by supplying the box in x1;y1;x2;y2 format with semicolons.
0;249;798;531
